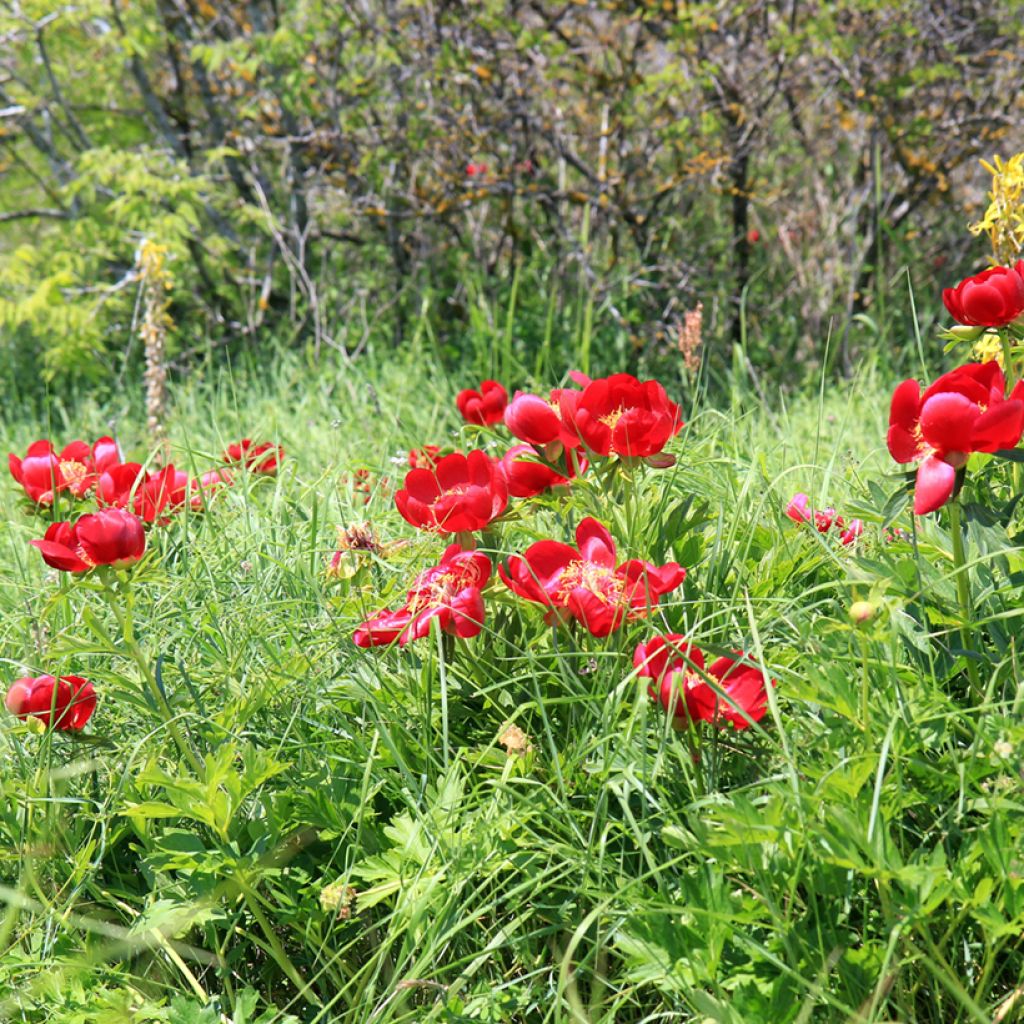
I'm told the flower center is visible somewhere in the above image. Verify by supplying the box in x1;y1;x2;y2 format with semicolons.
598;407;625;429
557;559;623;605
59;460;89;487
407;570;460;613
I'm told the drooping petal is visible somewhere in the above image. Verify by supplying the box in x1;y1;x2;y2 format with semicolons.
918;391;980;453
913;454;957;515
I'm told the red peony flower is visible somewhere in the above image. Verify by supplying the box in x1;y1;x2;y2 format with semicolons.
564;373;683;458
395;450;508;534
190;469;233;510
942;261;1024;328
499;517;685;636
635;634;771;731
500;444;587;498
97;463;182;522
504;388;584;450
887;361;1024;514
222;439;283;474
839;519;864;546
354;543;492;647
408;445;442;470
785;493;812;524
5;674;96;731
31;508;147;573
9;437;121;504
456;380;508;426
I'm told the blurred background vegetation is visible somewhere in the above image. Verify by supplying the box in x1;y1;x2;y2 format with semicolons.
1;0;1022;401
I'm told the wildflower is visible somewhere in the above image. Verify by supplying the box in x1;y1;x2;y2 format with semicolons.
634;634;772;730
5;674;96;731
31;508;146;573
353;544;491;646
8;438;120;504
887;360;1024;514
677;303;703;374
786;493;838;533
500;517;685;636
500;444;586;498
222;439;283;474
565;373;683;459
456;380;508;426
839;519;864;546
504;388;584;451
408;445;442;469
395;450;508;534
942;262;1024;328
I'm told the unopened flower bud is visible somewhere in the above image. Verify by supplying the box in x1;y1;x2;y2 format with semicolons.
948;325;985;341
849;600;875;624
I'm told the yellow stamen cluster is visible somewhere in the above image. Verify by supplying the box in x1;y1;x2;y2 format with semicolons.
556;560;622;606
58;460;89;488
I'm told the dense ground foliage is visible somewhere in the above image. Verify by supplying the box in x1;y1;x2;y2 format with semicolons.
4;9;1024;1018
3;306;1024;1020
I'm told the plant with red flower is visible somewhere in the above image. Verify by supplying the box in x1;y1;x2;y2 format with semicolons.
98;463;180;522
635;634;771;731
465;162;488;177
395;450;508;534
98;463;229;521
408;445;442;469
563;373;683;459
8;437;120;504
354;543;491;647
500;517;685;636
190;468;233;509
887;360;1024;514
839;519;864;546
500;444;587;499
942;261;1024;328
456;380;508;426
785;493;837;532
31;508;146;573
5;674;96;731
504;385;585;453
222;439;283;474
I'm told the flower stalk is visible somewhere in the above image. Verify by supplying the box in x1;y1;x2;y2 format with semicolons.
946;499;982;696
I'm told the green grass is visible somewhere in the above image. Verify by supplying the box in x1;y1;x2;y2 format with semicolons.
1;345;1023;1024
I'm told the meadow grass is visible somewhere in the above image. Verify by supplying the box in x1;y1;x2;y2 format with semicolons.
1;344;1023;1024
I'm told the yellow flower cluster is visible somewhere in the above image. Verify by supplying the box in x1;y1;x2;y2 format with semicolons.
969;153;1024;265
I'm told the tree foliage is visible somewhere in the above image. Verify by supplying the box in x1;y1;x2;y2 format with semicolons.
0;0;1022;384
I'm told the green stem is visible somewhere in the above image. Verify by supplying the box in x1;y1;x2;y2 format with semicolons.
239;880;320;1005
100;575;203;773
858;632;871;731
1001;333;1024;495
947;500;982;697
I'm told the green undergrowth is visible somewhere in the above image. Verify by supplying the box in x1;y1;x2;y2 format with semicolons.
1;349;1022;1023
